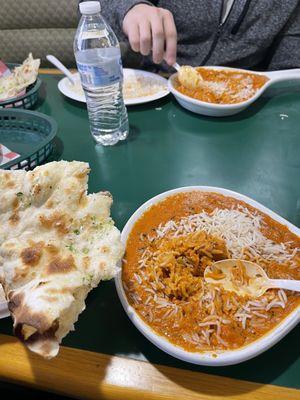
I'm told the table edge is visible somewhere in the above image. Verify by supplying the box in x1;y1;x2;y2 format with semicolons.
39;68;75;75
0;334;298;400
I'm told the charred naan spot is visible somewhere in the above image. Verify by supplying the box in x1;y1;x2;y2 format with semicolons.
12;269;30;283
101;191;112;199
14;318;59;343
3;174;15;188
9;293;53;333
40;295;59;303
8;291;23;307
75;171;88;179
39;213;69;235
45;244;59;254
9;212;20;224
7;181;15;188
101;246;110;254
32;184;42;196
21;242;44;266
46;287;73;295
79;196;88;208
12;197;19;209
45;200;54;209
82;256;90;270
78;190;86;205
46;256;75;274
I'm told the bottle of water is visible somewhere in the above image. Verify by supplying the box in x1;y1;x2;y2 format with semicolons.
74;1;129;145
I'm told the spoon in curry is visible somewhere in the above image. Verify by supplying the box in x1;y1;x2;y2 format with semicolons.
204;259;300;298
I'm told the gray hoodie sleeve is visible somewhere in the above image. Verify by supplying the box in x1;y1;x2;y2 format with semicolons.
268;5;300;70
97;1;154;41
85;1;154;39
114;1;154;27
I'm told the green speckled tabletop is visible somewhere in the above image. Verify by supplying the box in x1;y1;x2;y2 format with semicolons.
0;74;299;389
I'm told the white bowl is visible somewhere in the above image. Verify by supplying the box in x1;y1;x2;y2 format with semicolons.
168;66;300;117
115;186;300;366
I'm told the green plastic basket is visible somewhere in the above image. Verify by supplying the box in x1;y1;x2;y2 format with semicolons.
0;79;41;110
0;109;57;170
0;63;41;109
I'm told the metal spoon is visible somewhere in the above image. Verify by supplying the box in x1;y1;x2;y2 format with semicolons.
46;55;76;85
172;62;181;72
204;258;300;297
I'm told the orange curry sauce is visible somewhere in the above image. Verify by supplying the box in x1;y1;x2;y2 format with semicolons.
122;192;300;353
176;68;269;104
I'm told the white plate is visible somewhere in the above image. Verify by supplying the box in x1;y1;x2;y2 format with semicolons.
58;69;169;106
115;186;300;366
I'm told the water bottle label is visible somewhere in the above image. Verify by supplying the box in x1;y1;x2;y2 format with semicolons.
77;58;122;87
82;30;107;40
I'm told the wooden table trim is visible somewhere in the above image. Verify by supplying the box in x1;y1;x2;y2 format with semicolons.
0;334;298;400
39;68;76;75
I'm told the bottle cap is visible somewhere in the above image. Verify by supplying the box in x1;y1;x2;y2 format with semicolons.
79;1;101;15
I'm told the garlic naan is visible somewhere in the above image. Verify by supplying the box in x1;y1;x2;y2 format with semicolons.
0;53;40;101
0;161;123;358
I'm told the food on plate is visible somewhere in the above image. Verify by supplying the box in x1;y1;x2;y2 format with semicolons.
123;74;167;99
122;191;300;353
67;73;167;100
68;79;85;96
0;161;124;358
0;53;40;102
176;67;269;104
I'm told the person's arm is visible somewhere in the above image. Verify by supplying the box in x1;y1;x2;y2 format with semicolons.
114;1;154;27
122;3;177;65
267;5;300;70
81;1;151;36
87;1;177;66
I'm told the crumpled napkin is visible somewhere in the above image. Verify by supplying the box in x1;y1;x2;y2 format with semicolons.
0;143;20;166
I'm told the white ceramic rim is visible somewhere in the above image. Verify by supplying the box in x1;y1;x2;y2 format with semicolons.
115;186;300;366
58;69;170;106
168;66;272;112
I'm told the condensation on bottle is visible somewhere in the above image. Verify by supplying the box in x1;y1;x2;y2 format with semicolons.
74;1;129;146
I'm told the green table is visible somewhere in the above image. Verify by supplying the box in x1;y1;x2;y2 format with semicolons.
0;73;299;395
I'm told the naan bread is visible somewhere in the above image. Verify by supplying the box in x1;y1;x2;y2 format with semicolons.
0;161;123;358
0;53;40;101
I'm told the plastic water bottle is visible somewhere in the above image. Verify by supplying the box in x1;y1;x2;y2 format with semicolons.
74;1;129;145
